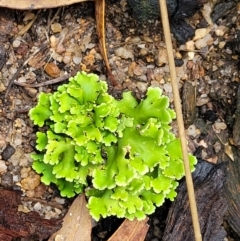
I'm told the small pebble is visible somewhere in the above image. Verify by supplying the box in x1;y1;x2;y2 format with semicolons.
51;23;62;33
21;171;41;190
0;82;6;93
114;47;134;60
156;47;168;66
1;144;15;160
1;172;13;187
45;62;60;78
214;25;229;37
0;160;7;174
195;34;212;49
163;83;172;93
187;124;197;137
136;82;148;92
185;40;195;51
214;122;227;130
193;28;208;41
73;56;82;65
12;39;21;48
33;202;42;211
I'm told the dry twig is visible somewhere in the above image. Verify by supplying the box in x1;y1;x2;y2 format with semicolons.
158;0;202;240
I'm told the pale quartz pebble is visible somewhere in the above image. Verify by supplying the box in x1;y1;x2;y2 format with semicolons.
0;160;7;174
18;204;30;213
201;2;213;25
0;82;6;93
138;44;145;48
163;83;172;93
12;39;21;48
17;76;27;83
193;28;208;41
19;155;29;166
21;167;30;178
194;34;212;49
198;139;208;148
187;125;198;137
136;82;148;92
212;65;218;71
175;52;182;59
143;36;153;43
9;66;17;75
125;36;141;44
185;40;195;51
214;122;227;130
73;56;82;65
196;96;210;106
14;137;22;146
13;175;20;182
23;12;35;22
156;47;168;66
140;48;148;56
114;47;134;60
188;51;195;60
54;208;62;215
54;197;66;205
33;202;42;211
25;71;36;81
0;136;6;152
51;23;62;33
50;35;58;49
215;25;229;37
24;87;38;97
213;141;222;153
87;43;95;49
219;41;226;49
201;150;208;159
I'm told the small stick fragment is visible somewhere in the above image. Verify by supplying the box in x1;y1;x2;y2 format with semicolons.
18;10;41;36
14;72;73;88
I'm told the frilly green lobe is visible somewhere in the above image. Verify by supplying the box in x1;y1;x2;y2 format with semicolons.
29;71;197;221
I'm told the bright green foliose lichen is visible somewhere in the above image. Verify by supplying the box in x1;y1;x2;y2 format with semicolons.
29;71;197;221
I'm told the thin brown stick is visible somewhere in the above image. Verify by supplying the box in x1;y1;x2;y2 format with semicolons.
158;1;202;241
4;44;48;99
14;72;72;88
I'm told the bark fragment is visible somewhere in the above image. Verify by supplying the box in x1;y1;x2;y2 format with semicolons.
162;160;227;241
0;188;62;240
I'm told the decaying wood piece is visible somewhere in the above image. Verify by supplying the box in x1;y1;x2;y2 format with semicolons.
224;146;240;235
162;160;227;241
0;189;62;240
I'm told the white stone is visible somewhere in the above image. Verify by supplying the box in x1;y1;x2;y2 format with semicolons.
215;25;229;37
0;160;7;174
193;28;208;41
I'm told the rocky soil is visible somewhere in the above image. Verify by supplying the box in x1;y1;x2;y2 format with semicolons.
0;0;240;240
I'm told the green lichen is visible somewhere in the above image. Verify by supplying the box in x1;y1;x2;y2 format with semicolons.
29;71;197;221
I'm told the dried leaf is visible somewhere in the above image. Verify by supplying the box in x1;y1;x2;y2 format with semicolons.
107;218;149;241
0;0;91;9
48;194;92;241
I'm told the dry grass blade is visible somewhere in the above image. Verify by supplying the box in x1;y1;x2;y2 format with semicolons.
158;0;202;240
18;10;41;36
107;217;149;241
95;0;119;86
48;194;92;241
